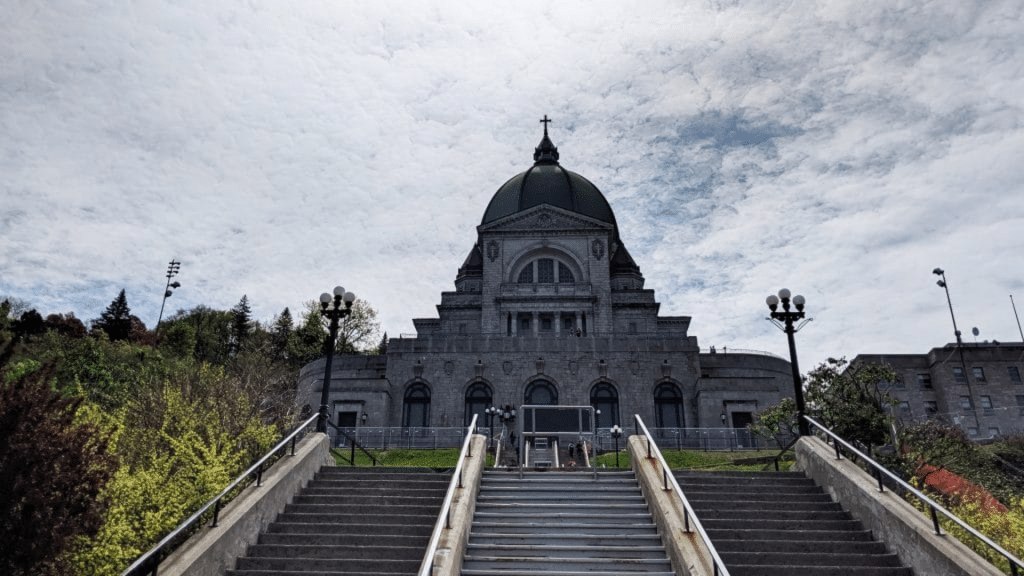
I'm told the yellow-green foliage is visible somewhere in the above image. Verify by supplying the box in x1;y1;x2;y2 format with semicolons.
908;478;1024;575
70;366;278;575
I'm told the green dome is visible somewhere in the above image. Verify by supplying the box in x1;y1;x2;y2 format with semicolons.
481;129;618;229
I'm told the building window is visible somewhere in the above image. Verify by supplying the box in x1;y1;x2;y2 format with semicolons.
898;401;911;418
537;258;554;283
989;428;1000;438
1009;366;1022;384
464;382;492;428
590;382;620;428
968;427;978;436
628;322;638;334
980;395;993;414
917;373;933;389
924;401;938;416
402;383;431;428
960;395;973;410
972;367;986;382
563;316;575;331
525;380;558;405
952;367;966;383
654;382;683;428
1016;395;1024;416
520;315;531;331
517;258;576;284
540;315;553;331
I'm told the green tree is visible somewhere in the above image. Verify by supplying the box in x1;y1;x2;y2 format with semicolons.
804;357;898;450
94;290;132;341
270;307;293;362
752;397;798;449
13;309;45;340
230;295;252;354
0;343;118;576
44;313;88;338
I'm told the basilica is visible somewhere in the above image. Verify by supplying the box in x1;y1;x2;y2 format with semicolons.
299;122;793;434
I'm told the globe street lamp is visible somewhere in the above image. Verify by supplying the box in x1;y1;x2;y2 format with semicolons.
610;424;623;468
766;289;811;436
317;286;356;434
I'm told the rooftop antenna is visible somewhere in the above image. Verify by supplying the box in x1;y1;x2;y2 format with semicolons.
1012;295;1024;342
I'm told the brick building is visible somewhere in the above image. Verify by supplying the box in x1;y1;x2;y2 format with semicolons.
299;126;793;433
854;342;1024;439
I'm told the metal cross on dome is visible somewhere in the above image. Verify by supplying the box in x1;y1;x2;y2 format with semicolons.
540;114;552;135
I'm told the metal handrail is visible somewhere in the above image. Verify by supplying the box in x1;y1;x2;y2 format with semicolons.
634;415;731;576
804;415;1023;575
417;413;479;576
326;420;378;466
121;413;320;576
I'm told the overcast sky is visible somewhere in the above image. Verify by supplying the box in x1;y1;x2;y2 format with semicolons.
2;0;1023;369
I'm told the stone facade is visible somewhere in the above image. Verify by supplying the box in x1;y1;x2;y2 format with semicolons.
299;129;793;432
854;343;1024;439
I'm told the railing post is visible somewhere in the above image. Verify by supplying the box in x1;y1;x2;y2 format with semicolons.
291;436;296;456
256;463;263;487
211;500;221;527
930;505;942;535
874;467;884;492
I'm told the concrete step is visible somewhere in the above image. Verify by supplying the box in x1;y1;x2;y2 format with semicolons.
687;498;844;513
246;544;425;561
468;533;665;547
465;543;670;559
274;512;437;525
728;566;913;576
258;532;429;548
474;503;650;515
470;521;659;536
714;538;889;554
720;551;904;567
460;555;674;573
695;508;853;521
234;556;420;573
293;494;446;505
706;528;875;543
284;503;441;516
473;511;658;525
267;521;433;537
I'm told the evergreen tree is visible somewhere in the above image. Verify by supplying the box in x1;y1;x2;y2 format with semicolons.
95;290;132;342
270;307;293;361
376;332;388;355
230;295;252;354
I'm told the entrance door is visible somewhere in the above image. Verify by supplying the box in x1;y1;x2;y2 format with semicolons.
337;411;358;428
731;412;754;448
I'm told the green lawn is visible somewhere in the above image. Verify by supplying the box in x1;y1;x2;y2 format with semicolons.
331;446;785;471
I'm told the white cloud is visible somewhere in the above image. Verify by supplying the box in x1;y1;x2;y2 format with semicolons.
1;0;1022;369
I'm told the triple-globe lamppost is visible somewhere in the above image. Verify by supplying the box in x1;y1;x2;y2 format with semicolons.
318;286;356;434
766;289;812;436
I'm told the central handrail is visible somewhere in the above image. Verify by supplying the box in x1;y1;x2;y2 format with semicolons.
634;415;731;576
417;413;478;576
804;415;1023;575
122;413;320;576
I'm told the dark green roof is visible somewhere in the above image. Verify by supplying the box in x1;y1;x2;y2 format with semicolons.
481;131;617;229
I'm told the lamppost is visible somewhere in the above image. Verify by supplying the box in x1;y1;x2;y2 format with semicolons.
766;288;811;436
485;406;499;451
317;286;355;434
610;424;623;468
155;259;181;335
933;268;977;427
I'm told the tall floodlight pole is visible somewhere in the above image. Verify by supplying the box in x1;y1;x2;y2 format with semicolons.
933;268;978;428
155;259;181;336
1011;295;1024;343
766;289;812;436
318;286;356;434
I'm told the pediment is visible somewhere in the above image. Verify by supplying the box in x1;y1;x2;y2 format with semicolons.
478;204;614;234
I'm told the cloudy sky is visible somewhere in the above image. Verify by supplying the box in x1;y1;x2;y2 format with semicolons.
2;0;1023;369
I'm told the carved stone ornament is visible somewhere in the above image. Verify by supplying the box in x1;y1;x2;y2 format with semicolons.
568;360;579;375
413;360;424;378
444;361;455;376
630;360;640;375
486;240;499;262
592;239;605;260
661;359;672;379
598;359;608;378
475;360;484;378
535;357;545;375
502;361;513;375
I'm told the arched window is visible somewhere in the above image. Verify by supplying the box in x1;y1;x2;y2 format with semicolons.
590;382;619;428
403;383;431;428
464;382;492;427
517;258;576;284
524;380;558;405
654;382;683;429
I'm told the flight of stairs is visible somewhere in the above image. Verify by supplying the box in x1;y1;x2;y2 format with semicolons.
674;470;913;576
461;470;675;576
225;466;450;576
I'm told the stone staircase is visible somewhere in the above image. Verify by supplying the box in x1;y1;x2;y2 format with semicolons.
674;470;913;576
225;466;450;576
461;470;674;576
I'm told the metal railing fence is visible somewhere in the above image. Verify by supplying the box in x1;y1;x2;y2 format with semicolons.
121;413;320;576
328;426;476;450
592;426;794;453
417;414;479;576
633;415;731;576
804;415;1023;575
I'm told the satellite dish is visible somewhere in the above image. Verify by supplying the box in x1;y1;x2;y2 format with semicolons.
972;327;980;337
